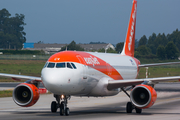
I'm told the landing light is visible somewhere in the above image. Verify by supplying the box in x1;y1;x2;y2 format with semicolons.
61;95;64;99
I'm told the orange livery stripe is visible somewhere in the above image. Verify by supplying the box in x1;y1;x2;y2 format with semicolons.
48;51;123;80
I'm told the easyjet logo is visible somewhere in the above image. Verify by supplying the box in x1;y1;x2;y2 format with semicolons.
84;56;100;65
128;3;137;51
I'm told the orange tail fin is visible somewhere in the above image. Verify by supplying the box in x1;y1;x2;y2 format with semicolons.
121;0;137;57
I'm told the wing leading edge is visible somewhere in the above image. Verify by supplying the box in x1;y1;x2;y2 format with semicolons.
139;62;180;68
0;73;41;81
107;76;180;90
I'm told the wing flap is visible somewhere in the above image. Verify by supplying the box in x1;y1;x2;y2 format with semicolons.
0;73;41;81
107;76;180;90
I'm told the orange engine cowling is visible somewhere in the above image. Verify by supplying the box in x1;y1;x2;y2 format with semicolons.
130;84;157;109
13;83;40;107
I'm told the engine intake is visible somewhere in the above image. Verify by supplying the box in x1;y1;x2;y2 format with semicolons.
13;83;40;107
130;84;157;109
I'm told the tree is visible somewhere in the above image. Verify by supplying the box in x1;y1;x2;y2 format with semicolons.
137;45;150;56
167;29;180;51
98;48;117;53
148;33;156;45
37;41;44;44
61;41;84;51
0;8;26;49
106;48;117;53
138;35;147;47
156;45;166;60
98;48;105;53
147;33;157;54
154;33;168;48
165;41;179;59
135;39;138;48
115;42;124;53
147;44;156;54
134;51;142;58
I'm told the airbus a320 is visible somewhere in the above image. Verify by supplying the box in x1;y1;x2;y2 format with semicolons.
0;0;180;116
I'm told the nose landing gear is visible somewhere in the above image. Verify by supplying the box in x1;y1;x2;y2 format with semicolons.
51;94;70;116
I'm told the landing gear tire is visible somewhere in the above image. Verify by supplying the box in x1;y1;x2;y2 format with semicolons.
126;102;133;113
60;107;65;115
51;101;57;113
135;107;142;114
60;102;65;115
65;107;70;116
53;94;71;116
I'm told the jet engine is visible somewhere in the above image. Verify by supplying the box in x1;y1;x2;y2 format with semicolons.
13;83;40;107
130;84;157;109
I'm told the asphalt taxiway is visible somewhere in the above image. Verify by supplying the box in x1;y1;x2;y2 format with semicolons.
0;88;180;120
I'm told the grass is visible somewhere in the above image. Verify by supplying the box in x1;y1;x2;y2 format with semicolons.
0;60;46;82
138;58;180;64
137;65;180;79
0;90;51;98
0;90;13;97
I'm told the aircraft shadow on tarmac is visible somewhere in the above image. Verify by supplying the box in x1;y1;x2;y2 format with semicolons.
11;110;180;117
9;100;180;117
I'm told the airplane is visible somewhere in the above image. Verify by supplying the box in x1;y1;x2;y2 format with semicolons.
0;0;180;116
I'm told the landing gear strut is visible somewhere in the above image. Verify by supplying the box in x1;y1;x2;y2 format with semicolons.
121;87;142;114
51;94;70;116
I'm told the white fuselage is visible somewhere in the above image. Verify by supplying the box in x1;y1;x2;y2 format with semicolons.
41;52;139;97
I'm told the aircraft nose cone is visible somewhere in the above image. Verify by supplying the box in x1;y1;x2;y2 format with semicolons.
41;68;72;94
41;69;61;92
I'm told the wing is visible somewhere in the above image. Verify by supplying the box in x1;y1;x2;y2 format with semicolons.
139;62;180;68
0;73;41;82
107;76;180;90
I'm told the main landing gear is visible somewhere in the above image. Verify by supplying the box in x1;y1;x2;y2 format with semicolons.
126;102;142;114
51;94;70;116
121;88;142;114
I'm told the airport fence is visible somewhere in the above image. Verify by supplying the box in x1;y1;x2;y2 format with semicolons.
0;55;51;60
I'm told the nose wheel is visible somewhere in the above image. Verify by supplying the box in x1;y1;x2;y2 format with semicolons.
51;94;70;116
59;101;70;116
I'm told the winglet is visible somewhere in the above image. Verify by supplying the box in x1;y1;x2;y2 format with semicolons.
121;0;137;57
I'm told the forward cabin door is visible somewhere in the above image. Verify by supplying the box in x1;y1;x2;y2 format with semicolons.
76;55;87;79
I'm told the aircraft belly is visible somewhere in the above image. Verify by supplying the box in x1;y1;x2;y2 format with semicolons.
87;77;120;96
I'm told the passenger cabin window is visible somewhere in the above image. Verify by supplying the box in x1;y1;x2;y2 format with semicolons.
47;63;55;68
56;63;65;68
71;63;77;69
67;62;73;69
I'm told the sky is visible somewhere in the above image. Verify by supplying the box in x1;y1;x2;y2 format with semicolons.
1;0;180;44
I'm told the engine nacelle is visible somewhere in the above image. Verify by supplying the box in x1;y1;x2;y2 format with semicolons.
130;84;157;109
13;83;40;107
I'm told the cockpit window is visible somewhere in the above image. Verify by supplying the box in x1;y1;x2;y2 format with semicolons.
54;62;76;69
43;62;48;68
56;63;65;68
47;63;55;68
71;63;77;69
67;62;73;69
